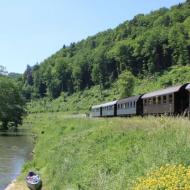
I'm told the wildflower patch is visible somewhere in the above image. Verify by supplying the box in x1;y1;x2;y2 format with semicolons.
133;164;190;190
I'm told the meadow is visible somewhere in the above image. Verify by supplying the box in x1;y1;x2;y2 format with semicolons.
18;113;190;190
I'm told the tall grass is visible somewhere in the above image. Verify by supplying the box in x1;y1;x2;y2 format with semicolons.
21;113;190;190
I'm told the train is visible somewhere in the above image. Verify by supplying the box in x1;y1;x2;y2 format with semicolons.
90;83;190;117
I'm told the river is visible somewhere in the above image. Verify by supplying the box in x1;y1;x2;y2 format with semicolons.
0;130;33;190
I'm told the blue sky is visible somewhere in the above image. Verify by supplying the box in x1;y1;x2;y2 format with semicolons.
0;0;186;73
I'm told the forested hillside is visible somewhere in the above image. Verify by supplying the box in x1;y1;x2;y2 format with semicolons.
23;0;190;100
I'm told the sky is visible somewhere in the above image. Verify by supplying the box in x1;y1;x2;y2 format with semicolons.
0;0;186;73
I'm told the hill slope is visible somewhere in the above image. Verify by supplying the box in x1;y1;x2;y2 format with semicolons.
23;1;190;100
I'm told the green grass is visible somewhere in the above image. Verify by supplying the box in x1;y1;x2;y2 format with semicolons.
20;113;190;190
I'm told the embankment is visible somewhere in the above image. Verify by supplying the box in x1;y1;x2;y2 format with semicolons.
15;113;190;189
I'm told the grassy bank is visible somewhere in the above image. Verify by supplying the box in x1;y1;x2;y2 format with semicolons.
17;113;190;190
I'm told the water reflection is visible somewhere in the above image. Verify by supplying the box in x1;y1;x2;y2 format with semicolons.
0;130;33;190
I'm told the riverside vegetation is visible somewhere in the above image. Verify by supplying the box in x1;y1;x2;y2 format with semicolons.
16;113;190;190
3;1;190;189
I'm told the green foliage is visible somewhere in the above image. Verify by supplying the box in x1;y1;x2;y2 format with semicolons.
117;70;135;98
22;113;190;189
0;77;25;129
27;65;190;113
22;1;190;100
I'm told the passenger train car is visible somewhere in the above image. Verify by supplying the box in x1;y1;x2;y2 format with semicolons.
186;84;190;111
90;83;190;117
117;95;143;116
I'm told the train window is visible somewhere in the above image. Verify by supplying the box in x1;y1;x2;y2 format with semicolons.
144;99;147;106
158;96;161;104
125;103;127;108
121;104;123;109
148;98;152;104
169;94;173;103
134;101;136;107
153;97;156;104
163;95;167;104
130;102;132;108
117;104;120;109
123;104;125;108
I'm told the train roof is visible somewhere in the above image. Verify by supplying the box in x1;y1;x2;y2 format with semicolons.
186;84;190;91
142;85;183;99
91;100;118;109
100;100;118;107
91;104;102;109
117;95;141;104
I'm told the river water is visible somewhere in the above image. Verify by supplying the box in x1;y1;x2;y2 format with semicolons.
0;130;33;190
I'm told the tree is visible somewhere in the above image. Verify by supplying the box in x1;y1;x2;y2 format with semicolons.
0;77;25;129
0;65;8;76
23;65;33;85
117;70;135;98
168;24;190;65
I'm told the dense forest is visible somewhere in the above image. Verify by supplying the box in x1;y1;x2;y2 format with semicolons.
22;0;190;100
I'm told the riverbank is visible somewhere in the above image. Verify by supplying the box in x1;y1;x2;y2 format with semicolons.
16;112;190;189
5;180;26;190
